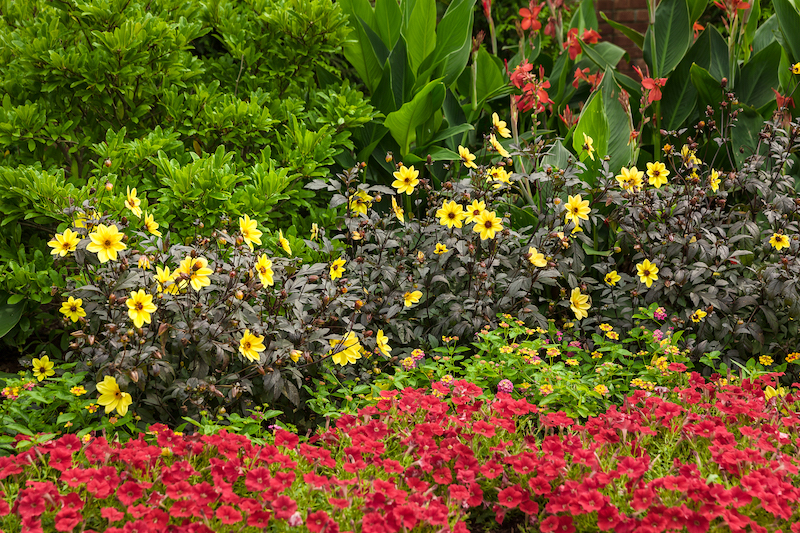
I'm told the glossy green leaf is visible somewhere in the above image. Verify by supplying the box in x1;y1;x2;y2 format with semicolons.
569;0;599;33
402;0;436;75
419;0;475;88
599;12;644;48
375;0;402;49
690;63;724;109
0;292;24;338
643;0;692;77
730;104;765;168
753;15;781;55
737;41;781;109
572;90;608;166
475;47;506;104
773;0;800;63
687;0;707;23
385;78;445;155
601;67;635;174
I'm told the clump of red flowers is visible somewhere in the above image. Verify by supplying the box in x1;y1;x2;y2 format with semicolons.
1;375;799;532
510;61;553;113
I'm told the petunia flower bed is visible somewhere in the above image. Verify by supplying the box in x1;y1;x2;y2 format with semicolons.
3;374;800;533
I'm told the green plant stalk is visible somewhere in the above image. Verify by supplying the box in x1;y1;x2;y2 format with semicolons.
647;0;661;160
471;50;479;112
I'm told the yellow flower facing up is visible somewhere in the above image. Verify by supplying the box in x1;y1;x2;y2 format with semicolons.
404;290;423;308
86;224;126;263
376;329;391;357
96;375;133;416
759;355;773;366
646;161;669;188
239;214;263;251
436;200;465;229
594;384;608;396
177;256;213;291
564;194;590;226
349;190;373;217
458;145;477;169
605;270;621;286
143;212;162;237
155;266;179;295
391;196;405;223
392;165;420;195
487;167;512;189
239;329;266;363
126;289;157;329
48;228;81;257
125;187;142;218
691;309;707;323
527;247;547;267
434;243;449;255
582;133;595;161
255;254;274;286
32;355;55;382
492;112;511;138
473;211;503;240
329;332;362;366
569;287;590;320
70;385;87;396
464;200;487;224
770;233;790;251
277;230;292;256
60;296;86;323
488;134;510;158
636;259;659;288
615;166;644;191
330;257;346;280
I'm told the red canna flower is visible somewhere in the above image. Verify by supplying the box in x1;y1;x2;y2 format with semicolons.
633;65;667;104
519;1;544;32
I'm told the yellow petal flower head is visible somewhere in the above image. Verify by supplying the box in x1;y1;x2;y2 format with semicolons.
278;230;292;256
436;200;465;229
330;257;346;280
492;112;511;138
255;254;274;286
348;190;373;217
582;133;595;161
489;134;510;158
691;309;707;322
487;167;512;189
60;296;86;322
329;332;362;366
527;247;547;267
155;266;179;294
569;287;590;320
564;194;591;225
646;162;670;188
793;62;800;75
310;223;320;241
464;200;486;224
708;169;721;193
376;329;391;357
125;187;143;218
680;145;701;167
48;228;81;257
458;145;477;169
434;243;449;255
605;270;621;286
86;224;126;263
137;256;151;270
770;233;790;251
404;290;423;307
239;214;262;251
615;166;644;191
96;375;133;416
142;212;162;237
32;355;55;382
391;196;405;223
239;329;266;362
126;289;157;328
636;259;659;288
473;211;503;240
177;256;213;291
392;165;420;195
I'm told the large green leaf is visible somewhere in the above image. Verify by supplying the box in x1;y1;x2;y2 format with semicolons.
601;68;635;174
753;14;781;55
730;104;765;168
572;90;608;171
737;41;781;109
374;0;402;50
643;0;692;77
690;63;724;109
569;0;599;33
372;37;408;113
773;0;800;63
402;0;436;75
417;0;475;88
687;0;707;23
475;47;506;104
599;11;644;49
385;79;445;155
341;15;384;92
0;292;24;338
581;41;626;71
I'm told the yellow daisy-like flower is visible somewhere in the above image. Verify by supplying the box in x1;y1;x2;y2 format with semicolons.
278;230;292;256
143;212;162;237
605;270;621;286
310;223;320;240
473;211;503;240
487;166;512;189
86;224;126;263
96;375;133;416
155;266;179;294
527;247;547;267
255;254;274;287
646;161;669;188
239;214;262;251
636;259;659;288
32;355;55;382
349;190;373;217
582;133;595;161
680;145;700;167
564;194;590;226
126;289;156;329
492;112;511;138
615;166;644;191
125;187;142;218
691;309;707;323
329;332;362;366
239;329;266;362
404;290;423;307
138;256;151;270
569;287;590;320
60;296;86;323
488;134;510;158
458;145;477;169
434;243;449;255
392;165;420;195
436;200;465;229
391;196;405;223
177;256;213;291
793;62;800;75
770;233;790;251
376;329;391;357
330;257;346;280
708;169;721;193
48;228;81;257
464;200;487;224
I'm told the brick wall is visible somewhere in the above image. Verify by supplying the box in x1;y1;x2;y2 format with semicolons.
596;0;649;78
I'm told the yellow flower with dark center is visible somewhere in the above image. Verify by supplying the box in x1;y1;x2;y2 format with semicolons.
392;165;420;195
436;200;465;229
330;257;346;280
605;271;621;286
489;134;510;158
255;254;274;286
239;329;266;362
793;62;800;75
278;230;292;256
143;212;162;237
636;259;659;288
691;309;707;322
126;289;157;328
680;145;700;167
458;145;477;169
177;256;213;291
376;329;391;357
564;194;590;225
569;287;590;320
48;228;81;257
434;243;449;255
329;332;362;366
492;112;511;138
96;375;132;416
392;196;405;223
239;214;262;251
527;247;546;267
582;133;595;161
646;162;669;188
487;167;512;188
125;187;142;218
349;190;373;217
770;233;790;251
708;169;721;193
473;211;503;240
155;266;179;294
32;355;55;381
404;290;423;307
86;224;126;263
60;296;86;322
615;166;644;191
464;200;486;224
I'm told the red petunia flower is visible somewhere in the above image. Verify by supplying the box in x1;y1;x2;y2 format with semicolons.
215;505;242;525
101;507;125;522
540;515;575;533
497;485;526;508
54;508;82;532
247;511;272;528
272;495;297;520
307;510;330;533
